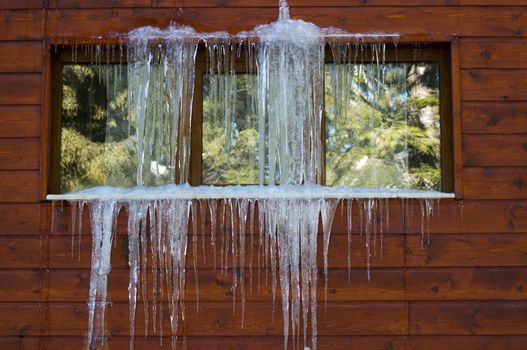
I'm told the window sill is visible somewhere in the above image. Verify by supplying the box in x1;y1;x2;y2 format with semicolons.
47;184;456;201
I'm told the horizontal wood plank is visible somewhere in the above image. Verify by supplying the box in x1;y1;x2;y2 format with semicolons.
49;199;527;236
48;0;151;7
411;301;527;335
0;304;41;336
0;106;41;138
0;42;42;73
47;268;404;302
0;139;40;170
0;237;44;268
0;204;42;235
0;270;40;302
463;135;527;167
460;39;527;69
46;302;407;336
0;10;42;40
0;0;42;9
406;267;527;300
0;171;40;202
47;234;405;269
174;0;461;6
461;102;527;134
0;74;41;105
43;335;407;350
406;234;527;267
461;70;527;102
463;168;527;199
404;199;527;234
45;7;460;37
409;336;527;350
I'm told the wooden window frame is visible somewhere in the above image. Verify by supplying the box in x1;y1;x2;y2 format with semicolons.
48;43;453;193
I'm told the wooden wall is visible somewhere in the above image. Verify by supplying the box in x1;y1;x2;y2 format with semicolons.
1;1;527;349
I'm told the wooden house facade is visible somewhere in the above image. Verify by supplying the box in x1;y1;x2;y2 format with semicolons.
1;1;527;349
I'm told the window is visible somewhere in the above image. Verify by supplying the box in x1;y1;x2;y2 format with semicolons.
50;44;452;194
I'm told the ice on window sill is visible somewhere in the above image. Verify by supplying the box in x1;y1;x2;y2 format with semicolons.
47;184;455;201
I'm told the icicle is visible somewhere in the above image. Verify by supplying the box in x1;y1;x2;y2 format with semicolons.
209;199;218;270
255;19;325;185
279;0;290;20
346;199;353;283
321;199;339;306
237;198;249;327
127;26;198;186
126;201;141;350
199;199;207;263
86;200;117;350
191;200;200;312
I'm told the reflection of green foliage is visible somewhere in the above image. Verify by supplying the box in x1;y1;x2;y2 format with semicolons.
61;128;136;192
202;74;259;185
325;62;441;190
61;62;442;191
60;64;134;193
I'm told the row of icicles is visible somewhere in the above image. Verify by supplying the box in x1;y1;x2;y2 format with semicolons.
52;197;440;350
53;2;444;349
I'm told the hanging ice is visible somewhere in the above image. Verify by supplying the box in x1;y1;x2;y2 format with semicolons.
127;25;199;186
47;1;458;350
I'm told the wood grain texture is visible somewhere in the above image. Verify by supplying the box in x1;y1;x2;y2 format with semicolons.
0;139;40;170
0;171;40;202
461;102;527;134
0;204;43;235
45;302;407;336
46;199;527;236
403;200;527;234
463;168;527;199
461;70;527;102
0;303;41;336
463;135;527;167
405;267;527;300
406;234;527;267
41;335;409;349
5;1;527;348
46;234;405;269
0;42;42;73
0;270;41;302
410;301;527;335
48;0;151;7
47;268;404;302
409;336;527;350
0;106;41;138
0;0;42;9
0;74;41;105
44;7;460;37
460;39;527;69
0;10;42;40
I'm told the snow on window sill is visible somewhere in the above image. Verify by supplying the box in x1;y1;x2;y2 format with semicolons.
47;184;456;201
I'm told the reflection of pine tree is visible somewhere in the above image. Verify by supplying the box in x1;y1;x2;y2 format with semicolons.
60;60;441;191
325;61;441;190
202;74;259;185
61;64;135;192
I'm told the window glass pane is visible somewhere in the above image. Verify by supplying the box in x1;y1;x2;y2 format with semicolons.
60;64;135;193
325;62;441;190
202;74;259;185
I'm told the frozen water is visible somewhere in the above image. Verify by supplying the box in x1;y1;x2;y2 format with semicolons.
48;2;457;350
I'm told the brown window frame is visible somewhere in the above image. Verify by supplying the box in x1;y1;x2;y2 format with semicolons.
49;43;453;193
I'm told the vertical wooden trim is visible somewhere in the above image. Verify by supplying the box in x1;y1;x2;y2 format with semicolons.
438;46;454;194
39;40;52;200
450;37;463;199
47;50;63;194
190;63;204;186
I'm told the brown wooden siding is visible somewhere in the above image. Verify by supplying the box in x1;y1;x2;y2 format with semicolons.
0;1;526;349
